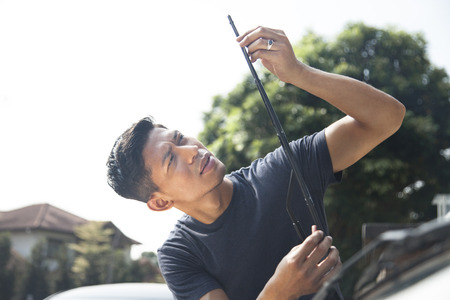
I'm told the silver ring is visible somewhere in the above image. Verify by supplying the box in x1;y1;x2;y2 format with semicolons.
267;39;274;51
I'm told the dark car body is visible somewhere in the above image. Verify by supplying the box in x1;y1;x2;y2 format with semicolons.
313;217;450;299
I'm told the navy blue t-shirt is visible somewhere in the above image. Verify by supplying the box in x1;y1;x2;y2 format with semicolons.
158;130;341;299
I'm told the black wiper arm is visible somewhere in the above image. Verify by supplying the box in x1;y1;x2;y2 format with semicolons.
228;15;325;240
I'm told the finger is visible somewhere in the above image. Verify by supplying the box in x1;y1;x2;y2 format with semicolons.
247;38;276;55
236;26;260;42
237;26;281;48
312;225;318;233
319;249;342;284
248;48;277;64
238;26;285;39
308;235;333;264
293;230;325;260
247;37;292;64
236;26;282;43
317;246;340;276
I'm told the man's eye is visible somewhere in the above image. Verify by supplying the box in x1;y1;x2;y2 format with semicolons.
178;134;184;145
168;154;175;167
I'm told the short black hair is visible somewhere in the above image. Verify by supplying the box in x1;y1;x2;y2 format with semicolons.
106;116;165;202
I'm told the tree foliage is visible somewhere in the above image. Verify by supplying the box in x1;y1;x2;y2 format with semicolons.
69;221;162;287
1;224;163;299
23;240;51;300
199;23;450;263
128;251;165;283
70;221;115;286
0;232;15;300
51;244;75;292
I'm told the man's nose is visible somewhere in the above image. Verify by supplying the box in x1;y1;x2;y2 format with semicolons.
175;145;199;164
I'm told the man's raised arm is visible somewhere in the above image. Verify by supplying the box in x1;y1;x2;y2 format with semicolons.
237;26;405;173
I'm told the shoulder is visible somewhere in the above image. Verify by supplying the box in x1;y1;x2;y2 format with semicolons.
290;130;328;155
157;216;198;262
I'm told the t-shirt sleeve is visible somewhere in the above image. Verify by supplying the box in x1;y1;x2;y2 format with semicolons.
236;130;340;236
158;240;223;300
290;129;341;191
247;129;340;198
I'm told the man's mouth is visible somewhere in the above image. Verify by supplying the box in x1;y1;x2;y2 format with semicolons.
200;154;211;175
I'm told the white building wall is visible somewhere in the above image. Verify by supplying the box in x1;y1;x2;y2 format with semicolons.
8;229;133;262
9;229;76;259
10;231;43;259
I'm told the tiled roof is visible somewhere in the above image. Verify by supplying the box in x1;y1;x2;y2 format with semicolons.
0;203;87;234
0;204;140;245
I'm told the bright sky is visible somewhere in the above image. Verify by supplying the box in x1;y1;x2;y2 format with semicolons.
0;0;449;257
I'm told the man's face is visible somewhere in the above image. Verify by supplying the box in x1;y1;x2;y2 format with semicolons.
142;127;226;204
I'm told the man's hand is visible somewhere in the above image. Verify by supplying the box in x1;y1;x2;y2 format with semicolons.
236;26;304;84
258;228;342;300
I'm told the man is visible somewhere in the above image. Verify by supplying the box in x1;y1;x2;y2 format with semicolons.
107;26;405;299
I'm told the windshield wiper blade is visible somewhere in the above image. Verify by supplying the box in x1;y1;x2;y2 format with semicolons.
227;15;325;241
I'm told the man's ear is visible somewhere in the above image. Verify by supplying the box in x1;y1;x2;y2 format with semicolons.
147;193;174;212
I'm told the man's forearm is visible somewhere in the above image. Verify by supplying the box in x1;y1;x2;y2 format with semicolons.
289;63;405;135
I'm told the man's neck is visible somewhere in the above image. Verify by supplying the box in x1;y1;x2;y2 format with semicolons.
176;177;234;224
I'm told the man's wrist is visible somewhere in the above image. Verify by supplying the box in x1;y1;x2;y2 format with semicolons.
287;60;312;88
256;278;298;300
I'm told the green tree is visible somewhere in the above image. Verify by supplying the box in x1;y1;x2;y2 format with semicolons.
126;251;164;283
0;232;15;300
139;251;164;282
50;244;75;292
70;221;114;286
23;240;50;300
108;249;133;283
200;22;449;265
